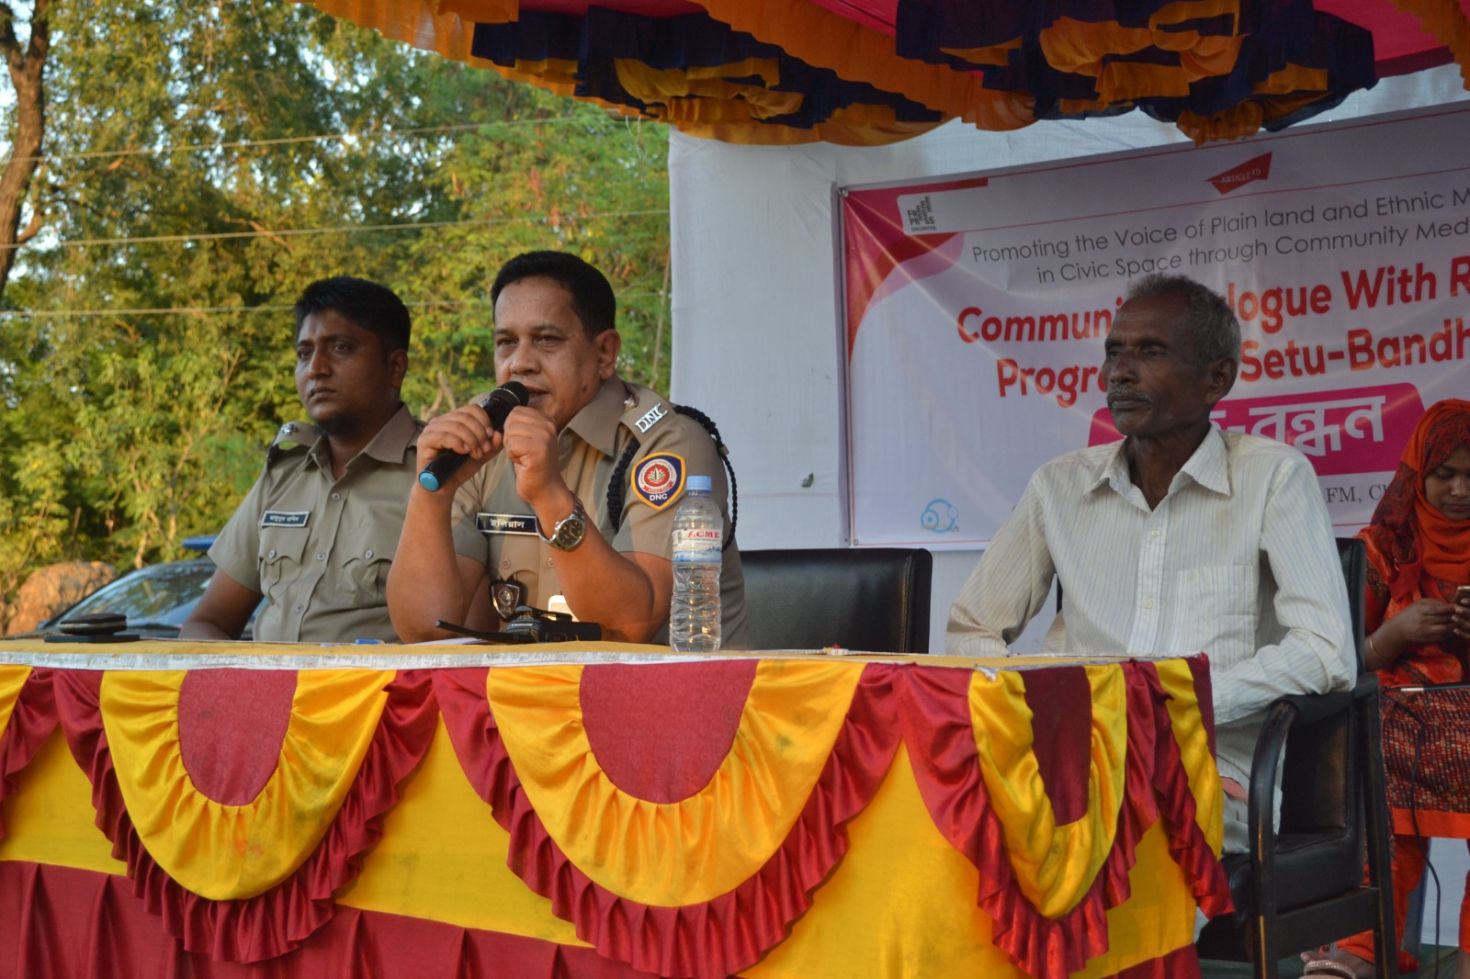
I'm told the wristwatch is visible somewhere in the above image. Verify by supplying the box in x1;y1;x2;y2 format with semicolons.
538;496;588;551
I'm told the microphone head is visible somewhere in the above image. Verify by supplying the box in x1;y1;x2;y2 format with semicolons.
483;381;531;431
487;381;530;409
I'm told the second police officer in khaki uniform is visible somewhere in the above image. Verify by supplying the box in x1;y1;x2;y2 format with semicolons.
181;277;423;643
388;251;749;647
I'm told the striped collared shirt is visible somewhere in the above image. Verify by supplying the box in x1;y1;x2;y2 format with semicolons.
946;426;1353;788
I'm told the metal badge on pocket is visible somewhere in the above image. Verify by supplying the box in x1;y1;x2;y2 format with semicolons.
492;577;527;620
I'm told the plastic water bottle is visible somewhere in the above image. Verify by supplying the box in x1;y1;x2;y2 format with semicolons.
670;475;722;651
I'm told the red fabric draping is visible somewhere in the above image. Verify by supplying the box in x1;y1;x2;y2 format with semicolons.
0;669;57;840
177;669;300;806
0;860;653;979
1134;663;1233;920
433;663;902;979
48;669;437;964
578;658;757;802
896;661;1230;979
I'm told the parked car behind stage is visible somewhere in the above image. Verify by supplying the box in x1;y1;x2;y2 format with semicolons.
32;537;258;640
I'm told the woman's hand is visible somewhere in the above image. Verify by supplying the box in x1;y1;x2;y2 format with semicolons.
1386;598;1458;646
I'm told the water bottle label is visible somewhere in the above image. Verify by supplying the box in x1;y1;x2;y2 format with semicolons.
673;527;722;562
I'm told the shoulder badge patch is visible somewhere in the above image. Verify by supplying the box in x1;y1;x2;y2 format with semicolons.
631;453;686;511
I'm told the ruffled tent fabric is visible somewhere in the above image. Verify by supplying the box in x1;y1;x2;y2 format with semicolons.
433;661;901;979
48;669;437;963
301;0;1470;144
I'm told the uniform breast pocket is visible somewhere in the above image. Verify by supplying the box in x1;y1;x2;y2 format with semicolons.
1169;564;1257;652
258;528;309;596
342;527;400;606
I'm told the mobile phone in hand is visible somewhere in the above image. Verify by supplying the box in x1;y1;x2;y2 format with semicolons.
1457;584;1470;606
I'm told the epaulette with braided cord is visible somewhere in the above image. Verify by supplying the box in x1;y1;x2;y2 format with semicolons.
606;404;737;549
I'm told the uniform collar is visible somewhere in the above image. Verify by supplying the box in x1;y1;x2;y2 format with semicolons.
565;375;628;457
302;403;418;471
1086;424;1231;498
359;403;420;464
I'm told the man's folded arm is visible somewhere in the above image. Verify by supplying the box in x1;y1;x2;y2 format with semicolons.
1212;456;1354;725
945;479;1055;657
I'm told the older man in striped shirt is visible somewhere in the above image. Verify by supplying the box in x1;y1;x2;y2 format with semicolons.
946;273;1353;852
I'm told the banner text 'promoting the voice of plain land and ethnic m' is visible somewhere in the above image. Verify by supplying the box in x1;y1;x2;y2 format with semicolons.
841;106;1470;548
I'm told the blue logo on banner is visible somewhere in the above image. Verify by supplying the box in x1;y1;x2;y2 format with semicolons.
920;499;959;534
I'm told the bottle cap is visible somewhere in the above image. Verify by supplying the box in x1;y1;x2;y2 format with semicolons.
688;475;713;493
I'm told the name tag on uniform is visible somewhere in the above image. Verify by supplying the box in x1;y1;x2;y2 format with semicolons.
260;510;310;528
477;513;538;536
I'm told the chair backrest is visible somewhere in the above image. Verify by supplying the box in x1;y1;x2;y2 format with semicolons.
1337;536;1366;670
738;548;932;653
1279;537;1367;833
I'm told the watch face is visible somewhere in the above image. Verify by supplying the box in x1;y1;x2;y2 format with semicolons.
551;513;586;550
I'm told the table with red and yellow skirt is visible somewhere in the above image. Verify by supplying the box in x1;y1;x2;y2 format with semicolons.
0;641;1231;978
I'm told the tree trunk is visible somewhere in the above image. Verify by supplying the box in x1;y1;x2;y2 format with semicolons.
0;0;52;299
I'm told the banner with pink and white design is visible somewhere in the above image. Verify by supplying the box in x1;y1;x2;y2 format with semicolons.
841;105;1470;548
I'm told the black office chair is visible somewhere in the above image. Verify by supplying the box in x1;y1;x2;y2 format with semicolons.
1196;538;1397;978
738;547;932;653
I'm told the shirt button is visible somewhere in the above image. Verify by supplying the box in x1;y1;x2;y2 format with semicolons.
546;557;554;568
331;492;342;501
1142;597;1155;610
267;548;278;559
500;558;511;572
1149;530;1161;540
316;552;326;562
365;549;374;560
294;603;304;612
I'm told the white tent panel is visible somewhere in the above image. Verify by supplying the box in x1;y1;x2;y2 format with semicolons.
670;63;1470;659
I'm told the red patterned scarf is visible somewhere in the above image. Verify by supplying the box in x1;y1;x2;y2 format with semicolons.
1361;398;1470;602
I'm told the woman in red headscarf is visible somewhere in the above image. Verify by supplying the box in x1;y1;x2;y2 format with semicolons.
1305;399;1470;979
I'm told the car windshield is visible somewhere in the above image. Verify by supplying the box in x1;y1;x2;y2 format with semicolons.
61;562;215;630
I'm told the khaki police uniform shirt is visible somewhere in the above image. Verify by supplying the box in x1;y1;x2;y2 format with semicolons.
450;376;750;648
210;405;423;643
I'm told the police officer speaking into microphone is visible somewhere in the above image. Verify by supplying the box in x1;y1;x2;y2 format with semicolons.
181;277;423;643
387;251;749;646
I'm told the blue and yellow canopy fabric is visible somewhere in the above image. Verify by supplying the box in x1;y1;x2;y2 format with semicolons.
300;0;1469;143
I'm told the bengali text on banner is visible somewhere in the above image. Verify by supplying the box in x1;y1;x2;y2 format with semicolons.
841;105;1470;548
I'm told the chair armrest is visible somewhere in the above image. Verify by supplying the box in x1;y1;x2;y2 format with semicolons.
1267;688;1355;729
1245;684;1362;871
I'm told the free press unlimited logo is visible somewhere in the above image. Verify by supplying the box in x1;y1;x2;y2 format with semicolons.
1206;153;1272;195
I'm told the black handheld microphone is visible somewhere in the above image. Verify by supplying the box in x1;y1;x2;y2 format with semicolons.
417;381;530;492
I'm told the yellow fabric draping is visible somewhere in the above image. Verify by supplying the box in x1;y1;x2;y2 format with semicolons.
689;0;1037;132
1392;0;1470;85
968;665;1127;919
0;665;29;738
0;654;1223;975
1155;660;1226;849
613;59;804;120
2;722;1202;976
99;669;392;900
485;659;862;906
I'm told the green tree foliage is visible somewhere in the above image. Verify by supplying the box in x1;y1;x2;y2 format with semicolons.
0;0;669;616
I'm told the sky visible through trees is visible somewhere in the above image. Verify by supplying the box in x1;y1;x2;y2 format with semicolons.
0;0;671;619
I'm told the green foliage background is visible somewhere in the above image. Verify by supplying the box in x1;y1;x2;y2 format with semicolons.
0;0;671;617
